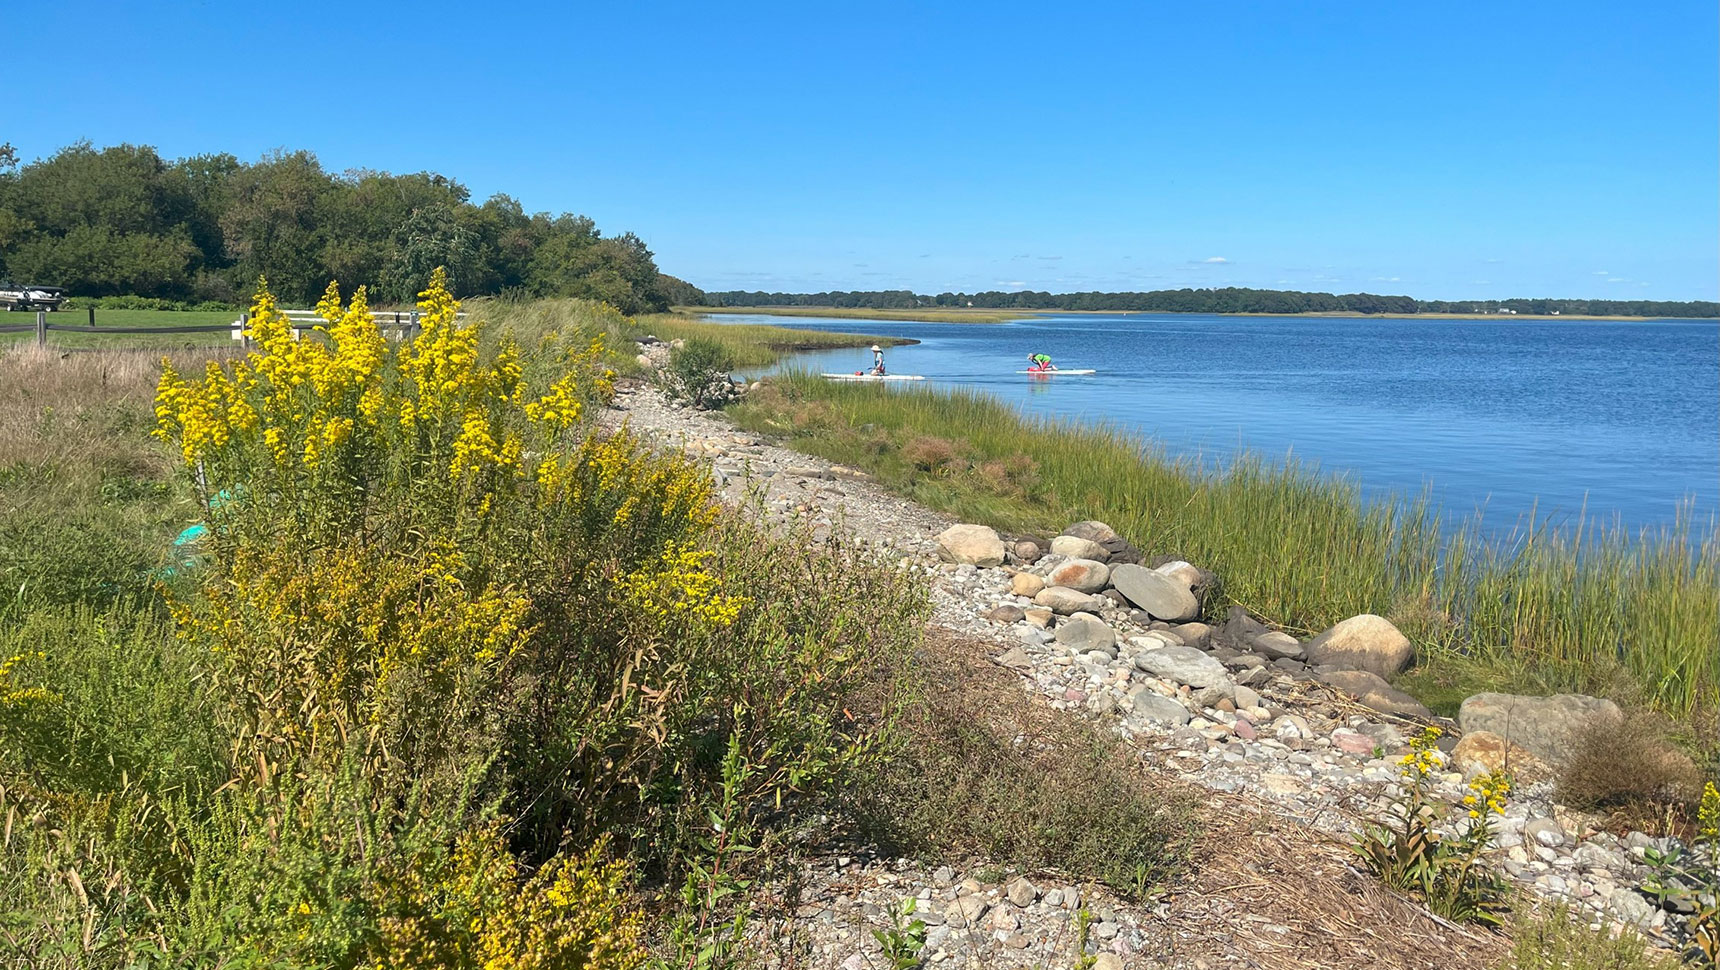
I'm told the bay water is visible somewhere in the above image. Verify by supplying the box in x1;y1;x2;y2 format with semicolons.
708;312;1720;538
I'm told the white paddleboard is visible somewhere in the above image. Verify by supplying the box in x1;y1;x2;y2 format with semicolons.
1017;369;1096;375
821;373;927;382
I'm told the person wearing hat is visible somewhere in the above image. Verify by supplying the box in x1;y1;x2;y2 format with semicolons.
868;344;886;376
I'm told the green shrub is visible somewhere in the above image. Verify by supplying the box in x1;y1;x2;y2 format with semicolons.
1500;903;1679;970
663;337;738;409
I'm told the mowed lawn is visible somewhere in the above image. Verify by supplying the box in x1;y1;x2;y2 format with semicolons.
0;307;243;349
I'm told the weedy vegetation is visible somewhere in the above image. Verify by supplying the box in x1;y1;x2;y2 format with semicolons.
0;275;933;966
1351;727;1513;926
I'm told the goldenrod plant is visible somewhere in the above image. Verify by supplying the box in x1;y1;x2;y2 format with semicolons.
1352;727;1513;926
1642;781;1719;967
0;270;924;965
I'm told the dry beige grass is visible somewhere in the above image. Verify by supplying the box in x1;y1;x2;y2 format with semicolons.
0;345;227;481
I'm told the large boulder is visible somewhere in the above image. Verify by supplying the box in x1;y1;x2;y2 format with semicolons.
1135;645;1230;689
1055;612;1116;653
1450;730;1553;784
1304;614;1415;679
1048;558;1110;594
936;524;1005;566
1063;520;1119;544
1456;693;1622;765
1110;563;1200;622
1317;669;1433;719
1034;586;1107;615
1251;631;1305;661
1049;535;1107;561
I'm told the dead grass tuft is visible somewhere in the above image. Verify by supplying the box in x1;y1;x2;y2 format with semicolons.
1557;712;1705;825
901;435;962;474
852;629;1200;899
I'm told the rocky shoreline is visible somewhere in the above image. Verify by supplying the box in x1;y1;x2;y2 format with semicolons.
607;381;1705;969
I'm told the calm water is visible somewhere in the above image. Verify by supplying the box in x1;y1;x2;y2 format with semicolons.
709;312;1720;536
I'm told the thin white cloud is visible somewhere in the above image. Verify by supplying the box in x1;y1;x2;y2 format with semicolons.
1593;270;1610;275
1606;277;1631;284
996;280;1026;288
1201;256;1229;264
1371;276;1402;282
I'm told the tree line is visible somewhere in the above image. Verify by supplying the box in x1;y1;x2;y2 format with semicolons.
699;287;1719;318
0;141;695;314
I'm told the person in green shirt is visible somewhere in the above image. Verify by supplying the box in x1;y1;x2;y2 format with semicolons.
1027;353;1055;371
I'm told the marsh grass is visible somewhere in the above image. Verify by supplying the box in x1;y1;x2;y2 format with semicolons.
689;305;1024;324
730;374;1720;726
478;298;907;369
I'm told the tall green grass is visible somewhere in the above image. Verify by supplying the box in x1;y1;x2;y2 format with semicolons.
730;374;1720;723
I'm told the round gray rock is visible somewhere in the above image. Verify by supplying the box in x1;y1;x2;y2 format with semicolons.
1110;563;1201;622
1055;612;1117;653
1048;557;1110;593
1132;693;1192;725
1252;631;1305;660
1134;645;1230;689
1049;534;1107;561
1063;520;1119;544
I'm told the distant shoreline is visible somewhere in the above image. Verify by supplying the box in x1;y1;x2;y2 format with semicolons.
683;305;1708;324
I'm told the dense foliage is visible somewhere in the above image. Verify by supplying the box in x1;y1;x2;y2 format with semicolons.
699;287;1719;318
0;274;923;965
0;141;694;313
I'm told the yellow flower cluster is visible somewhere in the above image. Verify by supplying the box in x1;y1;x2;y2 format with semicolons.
154;268;568;487
1397;726;1444;781
155;279;386;472
371;826;646;970
1461;771;1512;821
1700;781;1720;847
620;541;749;630
0;651;54;707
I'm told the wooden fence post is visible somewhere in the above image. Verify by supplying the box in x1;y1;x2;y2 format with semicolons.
35;311;46;347
88;306;97;327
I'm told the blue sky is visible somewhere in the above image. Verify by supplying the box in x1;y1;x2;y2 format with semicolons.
10;0;1717;299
